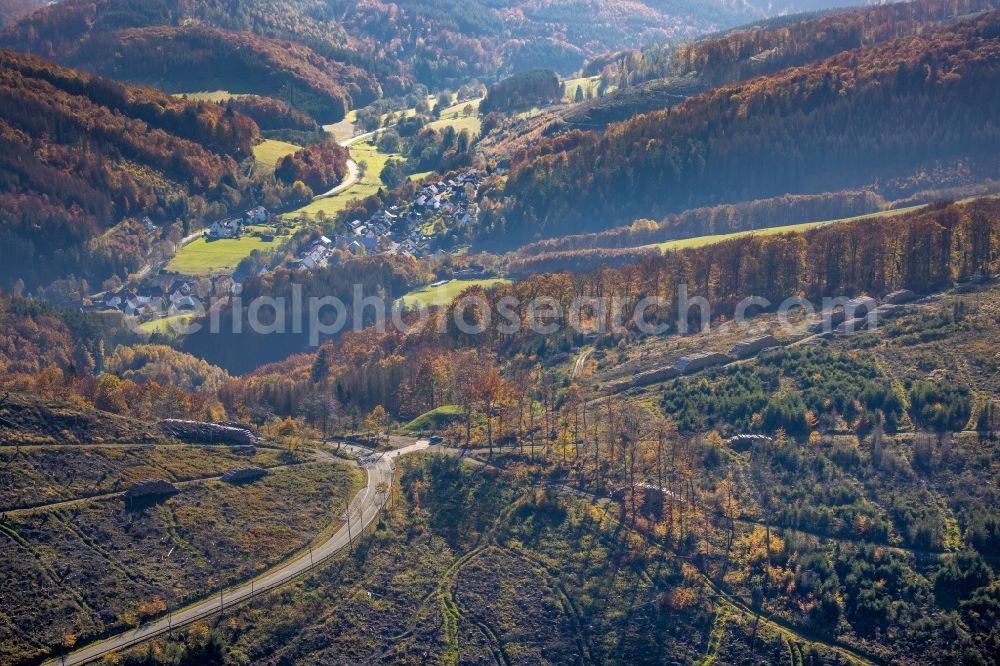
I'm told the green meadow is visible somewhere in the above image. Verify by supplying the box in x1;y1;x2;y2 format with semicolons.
644;200;944;253
166;226;280;276
253;139;301;169
397;278;511;309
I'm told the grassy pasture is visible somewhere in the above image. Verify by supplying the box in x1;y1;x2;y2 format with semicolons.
645;201;936;254
253;139;301;169
428;97;483;134
408;169;435;182
397;278;512;309
429;114;481;134
326;118;355;143
166;225;280;276
401;405;463;433
647;220;832;253
137;312;197;335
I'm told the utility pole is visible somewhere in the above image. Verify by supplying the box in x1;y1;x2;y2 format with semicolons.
347;503;353;552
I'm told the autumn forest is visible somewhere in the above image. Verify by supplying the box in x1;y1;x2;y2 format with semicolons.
1;1;1000;665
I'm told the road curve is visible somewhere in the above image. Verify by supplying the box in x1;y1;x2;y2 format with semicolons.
314;126;392;199
316;158;359;199
46;440;429;666
341;127;388;148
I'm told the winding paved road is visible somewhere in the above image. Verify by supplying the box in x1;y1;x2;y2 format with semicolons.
316;158;359;198
47;439;885;665
46;440;428;666
314;127;389;199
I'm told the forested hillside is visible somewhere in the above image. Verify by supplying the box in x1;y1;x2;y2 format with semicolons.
0;294;109;377
0;0;380;119
479;69;563;114
0;0;351;65
177;196;1000;398
0;293;232;424
326;0;758;82
3;3;1000;665
0;0;859;96
483;11;1000;245
274;141;351;194
0;0;42;26
225;95;319;133
65;26;380;122
670;0;1000;87
0;49;259;290
513;191;885;256
567;0;1000;127
3;196;998;666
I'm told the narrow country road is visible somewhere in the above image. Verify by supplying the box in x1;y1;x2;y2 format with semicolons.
46;440;429;666
46;440;879;666
265;125;386;202
342;127;386;148
178;229;205;246
316;158;359;198
314;126;391;199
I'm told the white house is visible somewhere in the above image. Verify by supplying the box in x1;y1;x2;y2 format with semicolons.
246;206;269;224
209;218;243;239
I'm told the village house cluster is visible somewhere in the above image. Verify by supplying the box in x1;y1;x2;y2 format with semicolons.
84;274;239;318
84;171;487;320
83;206;275;318
284;170;483;270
